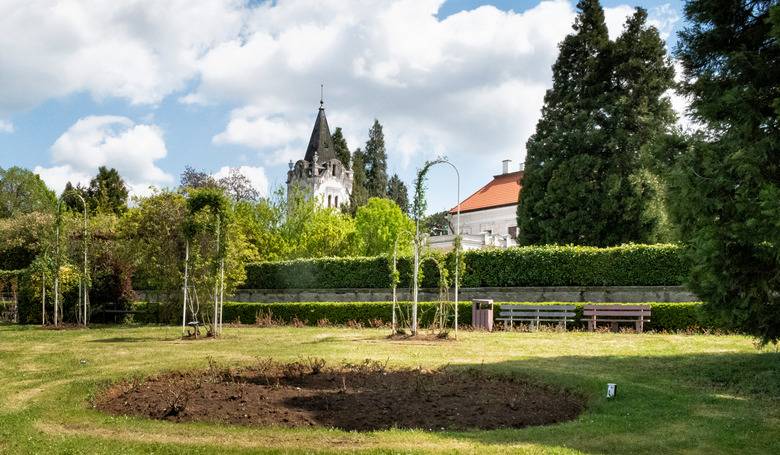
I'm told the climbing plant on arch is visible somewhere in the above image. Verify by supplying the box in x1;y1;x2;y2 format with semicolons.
410;157;462;337
182;188;230;338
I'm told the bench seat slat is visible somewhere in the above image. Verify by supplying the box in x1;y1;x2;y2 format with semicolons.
584;311;651;317
500;305;576;311
583;305;650;310
498;312;576;318
496;318;574;322
585;318;651;323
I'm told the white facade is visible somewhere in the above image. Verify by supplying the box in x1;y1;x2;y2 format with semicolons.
288;157;352;209
427;232;516;251
449;204;518;238
286;102;352;209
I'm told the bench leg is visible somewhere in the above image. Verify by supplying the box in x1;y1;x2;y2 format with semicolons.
636;320;644;333
588;319;595;332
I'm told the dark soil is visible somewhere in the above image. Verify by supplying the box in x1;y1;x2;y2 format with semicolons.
95;359;584;432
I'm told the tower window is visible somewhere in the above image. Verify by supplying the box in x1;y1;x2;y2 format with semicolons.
332;165;336;176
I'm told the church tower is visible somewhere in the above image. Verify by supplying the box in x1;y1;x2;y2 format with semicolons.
286;98;353;209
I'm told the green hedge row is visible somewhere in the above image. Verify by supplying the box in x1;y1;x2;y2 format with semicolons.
130;301;718;332
242;244;687;290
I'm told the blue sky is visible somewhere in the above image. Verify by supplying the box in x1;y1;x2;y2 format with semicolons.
0;0;686;213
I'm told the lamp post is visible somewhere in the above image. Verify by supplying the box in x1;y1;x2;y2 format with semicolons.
437;159;461;339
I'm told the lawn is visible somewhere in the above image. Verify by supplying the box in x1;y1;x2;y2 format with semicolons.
0;324;777;454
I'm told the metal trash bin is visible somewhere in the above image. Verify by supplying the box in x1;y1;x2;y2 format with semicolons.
472;299;494;331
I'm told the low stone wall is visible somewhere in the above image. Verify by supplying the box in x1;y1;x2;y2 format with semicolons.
137;286;697;303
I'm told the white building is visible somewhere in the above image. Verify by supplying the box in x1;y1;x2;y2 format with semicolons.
287;100;352;208
428;160;522;251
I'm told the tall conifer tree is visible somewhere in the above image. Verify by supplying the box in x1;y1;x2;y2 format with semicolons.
331;127;351;170
364;119;388;198
349;148;369;214
671;0;780;343
387;174;410;214
517;0;675;246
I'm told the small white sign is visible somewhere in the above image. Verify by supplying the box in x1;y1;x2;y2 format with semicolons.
606;383;617;398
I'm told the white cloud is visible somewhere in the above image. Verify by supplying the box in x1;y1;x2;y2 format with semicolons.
604;5;636;40
0;0;243;114
213;165;269;198
36;115;173;195
4;0;683;210
0;120;13;133
648;4;680;40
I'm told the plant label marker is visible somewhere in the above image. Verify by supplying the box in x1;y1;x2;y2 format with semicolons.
606;383;617;398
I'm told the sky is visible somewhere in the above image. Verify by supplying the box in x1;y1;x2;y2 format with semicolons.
0;0;687;214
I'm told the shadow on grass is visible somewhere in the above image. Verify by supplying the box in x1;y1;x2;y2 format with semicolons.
438;352;779;453
88;335;181;343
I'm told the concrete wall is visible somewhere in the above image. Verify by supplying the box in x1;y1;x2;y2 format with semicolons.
137;286;697;303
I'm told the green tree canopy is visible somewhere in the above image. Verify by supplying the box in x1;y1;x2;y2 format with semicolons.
88;166;129;215
364;120;388;198
0;167;56;218
355;197;414;256
517;0;675;246
349;148;369;214
331;127;351;170
670;0;780;343
386;174;410;214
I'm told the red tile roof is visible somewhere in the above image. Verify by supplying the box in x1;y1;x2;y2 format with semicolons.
450;171;523;214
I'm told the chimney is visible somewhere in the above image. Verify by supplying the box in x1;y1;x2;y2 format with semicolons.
502;159;511;174
518;162;525;172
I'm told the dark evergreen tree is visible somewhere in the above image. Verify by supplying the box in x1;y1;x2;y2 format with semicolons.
88;166;129;215
670;0;780;343
62;181;90;213
349;148;369;214
331;127;351;170
364;119;388;198
386;174;409;214
517;0;675;246
604;7;677;242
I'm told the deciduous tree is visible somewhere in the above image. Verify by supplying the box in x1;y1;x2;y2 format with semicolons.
0;167;56;218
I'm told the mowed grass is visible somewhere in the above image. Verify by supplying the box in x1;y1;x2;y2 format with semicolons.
0;324;777;454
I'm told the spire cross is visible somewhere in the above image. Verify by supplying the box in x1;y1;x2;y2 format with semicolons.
320;84;324;107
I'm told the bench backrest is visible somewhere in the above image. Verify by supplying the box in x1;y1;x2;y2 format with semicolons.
498;304;576;319
583;304;651;318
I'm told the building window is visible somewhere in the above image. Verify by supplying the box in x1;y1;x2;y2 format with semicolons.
332;165;337;176
328;195;332;207
334;196;338;206
508;226;518;239
479;224;493;234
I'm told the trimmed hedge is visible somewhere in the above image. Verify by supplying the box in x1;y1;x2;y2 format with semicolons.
462;244;687;287
242;244;687;290
198;301;718;332
244;256;442;290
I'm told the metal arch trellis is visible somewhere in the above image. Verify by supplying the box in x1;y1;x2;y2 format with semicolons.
410;156;461;338
53;190;89;327
182;190;229;339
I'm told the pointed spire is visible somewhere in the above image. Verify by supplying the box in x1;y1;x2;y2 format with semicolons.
304;93;335;164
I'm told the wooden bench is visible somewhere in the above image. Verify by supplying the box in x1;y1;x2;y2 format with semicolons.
496;304;577;329
583;304;651;333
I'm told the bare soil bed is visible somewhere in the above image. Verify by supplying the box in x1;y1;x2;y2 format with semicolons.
95;359;584;431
